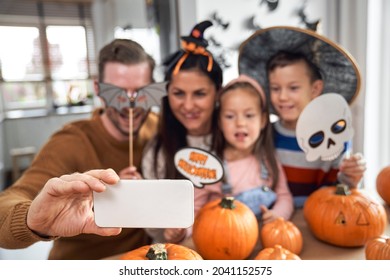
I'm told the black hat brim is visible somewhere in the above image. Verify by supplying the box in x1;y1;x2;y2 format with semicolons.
181;36;209;47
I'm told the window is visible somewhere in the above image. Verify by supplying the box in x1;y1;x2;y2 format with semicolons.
46;25;95;108
0;0;96;116
0;26;44;110
0;26;44;81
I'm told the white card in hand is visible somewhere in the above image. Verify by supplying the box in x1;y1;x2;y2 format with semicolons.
93;179;194;228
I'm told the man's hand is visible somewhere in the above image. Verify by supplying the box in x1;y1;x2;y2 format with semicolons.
27;168;122;238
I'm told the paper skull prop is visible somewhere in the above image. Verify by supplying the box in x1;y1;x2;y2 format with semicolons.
296;93;354;162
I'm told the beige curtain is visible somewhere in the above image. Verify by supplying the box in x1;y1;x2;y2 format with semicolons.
364;0;390;195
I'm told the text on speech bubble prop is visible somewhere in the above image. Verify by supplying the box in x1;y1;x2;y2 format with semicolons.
174;147;224;188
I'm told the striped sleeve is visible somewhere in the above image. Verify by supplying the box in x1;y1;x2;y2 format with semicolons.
273;122;340;197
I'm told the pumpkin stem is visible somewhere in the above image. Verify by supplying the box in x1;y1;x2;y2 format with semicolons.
272;245;285;259
146;243;168;260
220;196;236;209
335;184;351;196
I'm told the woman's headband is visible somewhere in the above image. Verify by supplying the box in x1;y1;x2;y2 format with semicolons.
165;20;215;76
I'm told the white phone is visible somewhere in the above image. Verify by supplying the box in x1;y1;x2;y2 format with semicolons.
93;179;194;228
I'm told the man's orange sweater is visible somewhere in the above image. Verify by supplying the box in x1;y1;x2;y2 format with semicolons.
0;109;158;259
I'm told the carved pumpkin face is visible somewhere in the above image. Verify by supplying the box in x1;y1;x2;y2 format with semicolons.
303;185;387;247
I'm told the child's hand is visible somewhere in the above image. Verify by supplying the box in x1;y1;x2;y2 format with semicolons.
118;166;143;180
338;153;366;188
260;205;278;224
164;228;187;243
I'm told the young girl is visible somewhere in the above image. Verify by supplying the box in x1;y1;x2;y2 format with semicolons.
194;74;294;224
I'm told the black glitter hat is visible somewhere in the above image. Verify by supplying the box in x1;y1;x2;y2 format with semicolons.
238;26;361;104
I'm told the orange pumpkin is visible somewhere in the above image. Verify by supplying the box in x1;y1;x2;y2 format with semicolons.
261;217;303;255
304;184;387;247
254;245;301;260
376;166;390;205
192;197;259;260
120;243;203;260
365;236;390;260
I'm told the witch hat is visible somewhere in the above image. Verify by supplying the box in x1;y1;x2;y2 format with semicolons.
181;20;213;48
163;20;216;76
238;26;361;105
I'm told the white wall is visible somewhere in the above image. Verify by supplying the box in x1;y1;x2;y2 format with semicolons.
91;0;117;53
2;112;90;175
91;0;157;56
193;0;327;83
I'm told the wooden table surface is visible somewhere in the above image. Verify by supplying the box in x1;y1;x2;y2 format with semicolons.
105;205;390;260
285;205;390;260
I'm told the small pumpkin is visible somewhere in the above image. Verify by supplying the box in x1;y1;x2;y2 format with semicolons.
304;184;387;247
254;245;301;260
261;217;303;255
365;236;390;260
376;166;390;205
192;196;259;260
120;243;203;260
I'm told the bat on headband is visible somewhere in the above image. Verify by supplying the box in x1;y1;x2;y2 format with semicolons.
98;82;167;112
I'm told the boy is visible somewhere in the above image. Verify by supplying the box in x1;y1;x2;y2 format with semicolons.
239;26;366;207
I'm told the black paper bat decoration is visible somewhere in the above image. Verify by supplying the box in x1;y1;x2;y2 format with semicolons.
208;35;222;47
211;12;230;30
260;0;279;12
215;53;231;69
297;6;320;31
245;15;262;31
98;81;167;112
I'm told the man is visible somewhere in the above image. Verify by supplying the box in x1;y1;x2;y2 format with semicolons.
0;39;159;259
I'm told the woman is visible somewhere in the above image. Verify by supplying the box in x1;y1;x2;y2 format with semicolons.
141;20;223;243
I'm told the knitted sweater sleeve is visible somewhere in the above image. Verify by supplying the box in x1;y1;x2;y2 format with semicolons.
0;199;56;249
0;124;88;249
